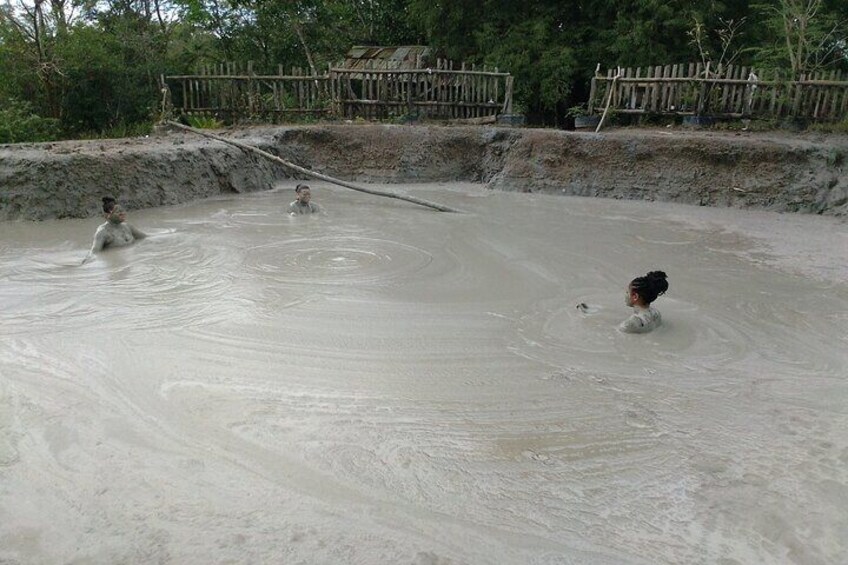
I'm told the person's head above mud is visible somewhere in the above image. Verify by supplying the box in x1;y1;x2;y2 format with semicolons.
627;271;668;307
619;270;669;334
82;196;147;263
295;184;312;203
289;183;320;215
102;197;127;225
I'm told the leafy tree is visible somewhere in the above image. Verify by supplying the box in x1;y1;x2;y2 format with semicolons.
753;0;848;75
0;98;61;142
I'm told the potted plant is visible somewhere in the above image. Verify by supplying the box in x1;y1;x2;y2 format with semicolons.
568;104;600;129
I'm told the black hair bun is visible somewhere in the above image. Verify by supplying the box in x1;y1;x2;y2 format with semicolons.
646;270;669;295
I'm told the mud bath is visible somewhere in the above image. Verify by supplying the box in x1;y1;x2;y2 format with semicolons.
1;183;847;564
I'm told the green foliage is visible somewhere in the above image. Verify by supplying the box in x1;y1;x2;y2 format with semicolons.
186;115;224;129
0;99;61;143
74;122;155;140
752;0;848;74
566;104;588;118
1;0;846;133
809;117;848;134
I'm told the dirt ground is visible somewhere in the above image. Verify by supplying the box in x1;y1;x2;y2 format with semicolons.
1;124;846;220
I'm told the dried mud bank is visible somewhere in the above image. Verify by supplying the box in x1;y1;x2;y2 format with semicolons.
2;125;847;220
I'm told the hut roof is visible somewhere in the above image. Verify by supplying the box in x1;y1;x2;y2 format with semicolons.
341;46;433;71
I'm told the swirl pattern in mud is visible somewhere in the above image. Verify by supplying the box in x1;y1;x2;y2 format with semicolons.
1;184;847;565
242;237;433;286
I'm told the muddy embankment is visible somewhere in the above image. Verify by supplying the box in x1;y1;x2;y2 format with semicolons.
1;125;847;220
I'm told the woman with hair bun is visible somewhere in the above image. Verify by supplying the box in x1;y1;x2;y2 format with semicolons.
619;271;669;334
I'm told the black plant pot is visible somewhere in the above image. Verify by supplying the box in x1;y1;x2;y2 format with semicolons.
683;115;714;127
574;115;601;129
780;117;807;132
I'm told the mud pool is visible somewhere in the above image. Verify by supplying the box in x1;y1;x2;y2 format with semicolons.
1;183;847;564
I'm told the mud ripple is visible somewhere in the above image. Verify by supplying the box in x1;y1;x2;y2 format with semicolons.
241;236;433;286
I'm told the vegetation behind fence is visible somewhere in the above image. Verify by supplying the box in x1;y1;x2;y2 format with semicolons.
589;63;848;121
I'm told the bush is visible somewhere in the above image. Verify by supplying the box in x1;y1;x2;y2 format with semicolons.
0;99;61;144
75;121;154;140
186;115;224;129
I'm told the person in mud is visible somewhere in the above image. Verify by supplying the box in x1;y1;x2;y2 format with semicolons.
288;184;321;215
619;271;669;334
82;197;147;263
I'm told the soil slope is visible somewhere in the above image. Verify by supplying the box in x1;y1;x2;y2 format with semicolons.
1;125;846;220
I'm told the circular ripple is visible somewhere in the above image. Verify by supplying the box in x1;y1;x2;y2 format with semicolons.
0;234;238;334
242;237;433;286
511;294;755;376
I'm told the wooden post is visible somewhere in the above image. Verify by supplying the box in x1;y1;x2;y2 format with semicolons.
697;62;710;115
791;73;804;117
406;73;413;116
494;67;500;113
659;64;669;111
588;63;599;114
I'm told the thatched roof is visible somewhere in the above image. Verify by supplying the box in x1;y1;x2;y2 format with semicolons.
341;46;434;71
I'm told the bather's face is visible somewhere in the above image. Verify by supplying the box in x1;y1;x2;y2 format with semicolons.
107;205;127;224
625;285;635;307
297;188;312;203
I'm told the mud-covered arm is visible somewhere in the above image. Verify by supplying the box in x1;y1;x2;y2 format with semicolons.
82;228;108;264
129;224;147;240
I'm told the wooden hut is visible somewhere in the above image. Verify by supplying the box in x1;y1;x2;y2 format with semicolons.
340;46;435;75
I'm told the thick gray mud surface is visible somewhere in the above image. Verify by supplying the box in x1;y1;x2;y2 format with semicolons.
1;183;847;564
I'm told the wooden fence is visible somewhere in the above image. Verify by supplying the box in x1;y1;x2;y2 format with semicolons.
165;60;513;122
165;63;330;121
588;63;848;121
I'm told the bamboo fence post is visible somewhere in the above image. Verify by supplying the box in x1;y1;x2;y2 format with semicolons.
792;73;804;117
822;70;835;118
659;64;669;110
835;71;847;118
631;67;641;110
494;67;500;113
769;70;779;116
406;73;413;115
163;121;461;213
841;71;848;115
588;63;600;114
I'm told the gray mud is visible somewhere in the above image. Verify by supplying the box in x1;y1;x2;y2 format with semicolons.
1;183;846;564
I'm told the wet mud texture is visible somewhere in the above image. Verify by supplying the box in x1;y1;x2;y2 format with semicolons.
1;185;847;564
1;125;847;220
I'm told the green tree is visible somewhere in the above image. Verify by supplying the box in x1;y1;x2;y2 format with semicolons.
754;0;847;75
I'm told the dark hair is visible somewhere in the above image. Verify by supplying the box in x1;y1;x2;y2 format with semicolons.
102;196;117;214
630;271;669;304
295;184;310;193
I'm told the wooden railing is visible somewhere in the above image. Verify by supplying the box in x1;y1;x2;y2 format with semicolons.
588;63;848;121
165;61;513;122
